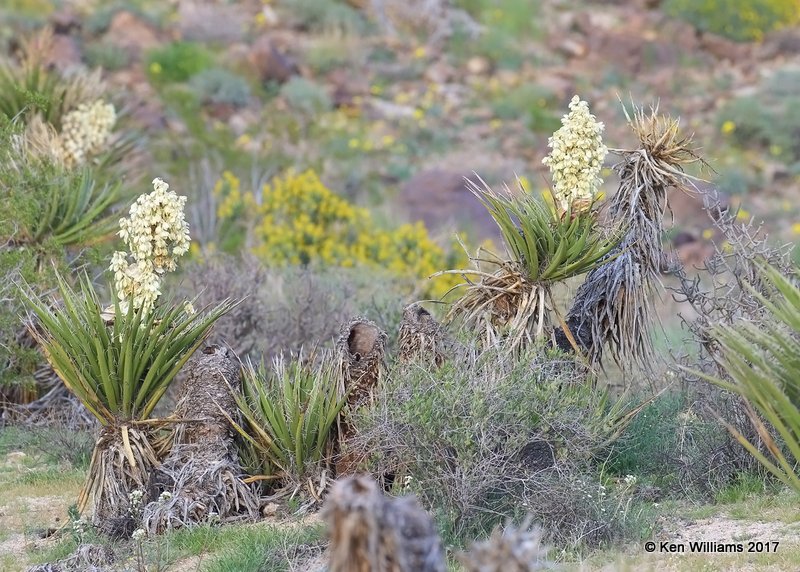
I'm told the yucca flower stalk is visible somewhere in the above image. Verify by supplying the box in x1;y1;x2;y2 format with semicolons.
22;177;235;527
692;263;800;493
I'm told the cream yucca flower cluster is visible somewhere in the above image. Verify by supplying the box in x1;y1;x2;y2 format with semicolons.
542;95;607;213
60;99;116;168
110;178;190;314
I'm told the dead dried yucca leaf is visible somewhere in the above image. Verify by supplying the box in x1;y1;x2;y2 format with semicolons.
443;259;549;353
323;475;447;572
563;102;704;372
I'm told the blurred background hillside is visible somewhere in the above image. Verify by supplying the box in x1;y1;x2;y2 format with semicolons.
3;0;798;247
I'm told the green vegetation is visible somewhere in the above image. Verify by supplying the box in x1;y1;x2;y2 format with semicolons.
234;354;346;484
1;1;799;570
665;0;799;41
147;41;214;84
698;264;800;493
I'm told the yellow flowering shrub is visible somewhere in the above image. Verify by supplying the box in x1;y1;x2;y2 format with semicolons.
213;169;467;298
665;0;800;42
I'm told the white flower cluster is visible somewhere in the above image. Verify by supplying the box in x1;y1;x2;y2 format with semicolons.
110;178;190;314
542;95;607;213
128;489;144;519
60;100;116;168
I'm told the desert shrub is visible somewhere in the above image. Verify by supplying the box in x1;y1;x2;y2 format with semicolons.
0;425;94;469
697;263;800;493
280;0;367;34
717;93;800;162
350;345;650;549
212;169;467;298
189;69;251;108
147;41;214;85
83;42;131;72
608;390;768;497
279;77;333;116
488;84;561;133
667;183;797;492
664;0;799;41
179;255;406;362
450;0;539;69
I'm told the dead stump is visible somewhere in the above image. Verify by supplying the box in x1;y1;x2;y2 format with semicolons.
323;475;447;572
335;318;387;476
142;345;258;533
397;303;448;366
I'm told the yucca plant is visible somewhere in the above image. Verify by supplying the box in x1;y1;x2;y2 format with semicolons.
442;177;620;351
440;96;623;354
694;263;800;493
25;274;235;423
563;103;702;372
22;177;235;527
232;353;347;495
0;28;106;126
23;168;121;247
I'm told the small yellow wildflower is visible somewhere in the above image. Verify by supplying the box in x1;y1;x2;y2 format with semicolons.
736;209;751;221
721;120;736;135
413;46;426;59
702;228;714;240
149;62;162;75
370;84;383;95
792;222;800;235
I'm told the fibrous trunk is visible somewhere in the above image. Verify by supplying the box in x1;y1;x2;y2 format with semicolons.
142;345;258;533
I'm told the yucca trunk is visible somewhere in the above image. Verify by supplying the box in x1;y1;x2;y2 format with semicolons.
83;422;161;537
143;345;259;533
335;318;387;476
560;106;700;372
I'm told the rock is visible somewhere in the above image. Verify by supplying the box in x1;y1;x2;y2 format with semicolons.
397;169;500;240
43;34;82;72
700;32;750;61
466;56;491;75
367;98;417;120
760;28;800;59
7;451;26;463
50;9;80;34
423;60;455;84
556;36;588;58
102;11;159;61
248;35;298;84
178;1;247;43
262;502;279;517
328;68;370;108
